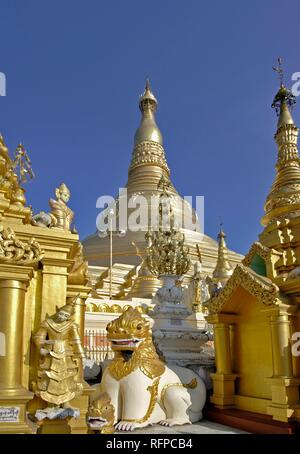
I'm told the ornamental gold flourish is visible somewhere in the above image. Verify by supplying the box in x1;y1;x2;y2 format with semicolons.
206;264;279;315
242;242;279;267
130;141;170;173
121;377;160;424
0;223;44;265
161;378;198;412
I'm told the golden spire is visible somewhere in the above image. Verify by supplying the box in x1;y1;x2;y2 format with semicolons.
134;79;162;146
261;63;300;226
127;79;171;193
212;225;233;283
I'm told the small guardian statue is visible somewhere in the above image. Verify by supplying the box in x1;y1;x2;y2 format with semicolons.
33;301;85;421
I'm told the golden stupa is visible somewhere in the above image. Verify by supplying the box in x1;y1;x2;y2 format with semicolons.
83;81;243;298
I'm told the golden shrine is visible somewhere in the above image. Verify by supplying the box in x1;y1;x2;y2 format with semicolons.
0;139;91;433
206;79;300;433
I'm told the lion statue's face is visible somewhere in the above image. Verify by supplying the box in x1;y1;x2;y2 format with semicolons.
107;307;151;352
87;392;115;432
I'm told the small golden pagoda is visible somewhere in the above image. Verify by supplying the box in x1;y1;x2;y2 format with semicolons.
206;76;300;433
212;226;233;285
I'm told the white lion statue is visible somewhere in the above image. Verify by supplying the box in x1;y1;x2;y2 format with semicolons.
90;307;206;431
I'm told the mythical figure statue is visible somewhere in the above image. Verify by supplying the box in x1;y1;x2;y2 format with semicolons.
87;392;115;434
68;242;89;285
33;301;85;408
49;183;76;232
32;183;77;232
91;307;206;431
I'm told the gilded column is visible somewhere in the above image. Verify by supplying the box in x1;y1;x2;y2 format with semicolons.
270;314;293;377
266;310;300;422
0;265;34;434
208;316;238;409
40;257;73;321
67;289;94;434
66;243;93;434
214;323;232;374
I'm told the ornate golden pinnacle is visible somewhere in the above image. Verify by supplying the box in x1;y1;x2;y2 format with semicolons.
12;143;35;184
145;179;191;277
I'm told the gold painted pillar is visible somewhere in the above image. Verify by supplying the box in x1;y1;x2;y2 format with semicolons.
67;286;91;341
0;264;34;434
214;323;232;374
270;314;293;377
40;257;73;320
266;311;300;422
208;316;238;408
67;284;94;434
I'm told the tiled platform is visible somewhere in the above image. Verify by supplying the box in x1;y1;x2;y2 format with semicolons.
116;420;248;434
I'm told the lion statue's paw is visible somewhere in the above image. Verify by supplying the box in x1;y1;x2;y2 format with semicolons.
159;418;190;427
115;421;149;432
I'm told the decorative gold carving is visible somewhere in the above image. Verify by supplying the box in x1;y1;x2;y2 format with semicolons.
206;264;279;315
161;378;197;410
85;302;98;312
95;303;110;313
129;141;170;173
87;392;115;434
107;307;165;381
12;144;35;184
32;301;85;406
68;242;88;285
0;223;43;265
121;378;160;424
242;242;274;266
110;304;122;313
145;181;191;276
85;302;149;314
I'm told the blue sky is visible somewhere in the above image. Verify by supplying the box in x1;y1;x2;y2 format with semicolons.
0;0;300;254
